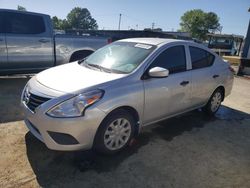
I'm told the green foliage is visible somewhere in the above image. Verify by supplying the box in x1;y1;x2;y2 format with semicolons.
52;7;98;30
52;16;70;30
67;7;98;30
180;9;220;40
17;5;26;11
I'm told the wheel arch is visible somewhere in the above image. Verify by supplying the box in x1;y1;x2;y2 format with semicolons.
205;85;225;106
96;106;141;138
69;49;95;62
215;85;225;101
115;106;140;135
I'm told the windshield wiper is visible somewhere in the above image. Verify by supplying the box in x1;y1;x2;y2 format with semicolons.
79;60;100;70
81;61;127;74
87;63;106;71
86;63;115;73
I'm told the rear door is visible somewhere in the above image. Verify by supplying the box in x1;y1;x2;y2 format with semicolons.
143;44;192;124
5;11;54;72
0;12;7;66
188;45;216;107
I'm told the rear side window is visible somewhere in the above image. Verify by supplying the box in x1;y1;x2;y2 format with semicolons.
5;12;45;34
189;46;215;69
150;45;186;74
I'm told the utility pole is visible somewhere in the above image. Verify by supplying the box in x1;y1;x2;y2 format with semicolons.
151;22;155;30
218;26;223;34
118;13;122;30
242;7;250;58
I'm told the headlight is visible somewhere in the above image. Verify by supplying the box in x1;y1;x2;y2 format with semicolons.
47;89;104;118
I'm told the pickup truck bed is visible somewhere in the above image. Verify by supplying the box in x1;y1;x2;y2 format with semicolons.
55;34;108;65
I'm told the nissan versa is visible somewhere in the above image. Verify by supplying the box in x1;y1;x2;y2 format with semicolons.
21;38;233;154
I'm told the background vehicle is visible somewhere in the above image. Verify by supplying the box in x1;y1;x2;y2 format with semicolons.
0;9;109;75
207;33;244;56
21;38;234;154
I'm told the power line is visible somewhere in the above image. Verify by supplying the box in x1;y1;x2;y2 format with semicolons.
93;12;174;31
122;14;152;26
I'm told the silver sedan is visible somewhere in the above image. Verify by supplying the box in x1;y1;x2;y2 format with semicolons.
21;38;234;154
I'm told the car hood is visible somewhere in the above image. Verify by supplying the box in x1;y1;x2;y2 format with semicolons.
36;62;125;93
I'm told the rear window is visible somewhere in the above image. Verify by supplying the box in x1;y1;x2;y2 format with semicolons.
189;46;215;69
5;12;45;34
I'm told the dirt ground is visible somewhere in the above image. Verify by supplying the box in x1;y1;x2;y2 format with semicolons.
0;76;250;188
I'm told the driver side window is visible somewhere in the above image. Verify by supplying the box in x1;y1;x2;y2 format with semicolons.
150;45;186;74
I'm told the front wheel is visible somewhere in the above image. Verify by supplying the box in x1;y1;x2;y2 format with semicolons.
203;89;223;115
94;109;135;154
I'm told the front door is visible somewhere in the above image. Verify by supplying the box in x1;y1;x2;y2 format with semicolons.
5;11;54;72
143;45;192;124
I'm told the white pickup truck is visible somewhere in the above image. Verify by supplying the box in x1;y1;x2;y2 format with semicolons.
0;9;109;75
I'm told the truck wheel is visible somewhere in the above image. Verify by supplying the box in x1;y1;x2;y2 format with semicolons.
94;109;135;154
203;89;223;115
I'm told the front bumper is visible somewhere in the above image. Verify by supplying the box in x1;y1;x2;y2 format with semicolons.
22;98;106;151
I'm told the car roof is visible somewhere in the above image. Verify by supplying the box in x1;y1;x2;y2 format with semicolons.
118;37;218;57
119;37;190;46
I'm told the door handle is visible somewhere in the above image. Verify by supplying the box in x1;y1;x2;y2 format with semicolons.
180;81;189;86
213;75;219;78
38;39;49;43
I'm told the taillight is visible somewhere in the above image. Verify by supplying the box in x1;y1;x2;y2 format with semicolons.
107;38;112;44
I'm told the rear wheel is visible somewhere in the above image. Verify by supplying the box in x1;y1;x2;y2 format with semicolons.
203;89;223;115
94;109;135;154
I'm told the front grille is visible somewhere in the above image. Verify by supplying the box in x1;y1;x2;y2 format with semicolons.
23;89;51;112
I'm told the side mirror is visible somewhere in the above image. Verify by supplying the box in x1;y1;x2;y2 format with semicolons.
148;67;169;78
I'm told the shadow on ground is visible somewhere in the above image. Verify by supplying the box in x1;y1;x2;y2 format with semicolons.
0;76;29;123
25;105;250;187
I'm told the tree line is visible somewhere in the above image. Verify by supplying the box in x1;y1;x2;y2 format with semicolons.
17;6;98;30
52;7;98;30
17;5;221;40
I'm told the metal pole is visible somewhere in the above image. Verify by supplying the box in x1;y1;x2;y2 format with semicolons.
242;19;250;58
118;14;122;30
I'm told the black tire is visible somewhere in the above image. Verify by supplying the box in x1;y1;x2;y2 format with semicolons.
203;89;223;115
94;109;135;154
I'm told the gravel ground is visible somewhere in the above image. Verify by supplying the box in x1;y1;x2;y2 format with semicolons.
0;76;250;188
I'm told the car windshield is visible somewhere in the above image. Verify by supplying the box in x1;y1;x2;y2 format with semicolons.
80;42;156;74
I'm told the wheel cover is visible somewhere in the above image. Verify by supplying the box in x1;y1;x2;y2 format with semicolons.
211;92;222;112
104;118;132;151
